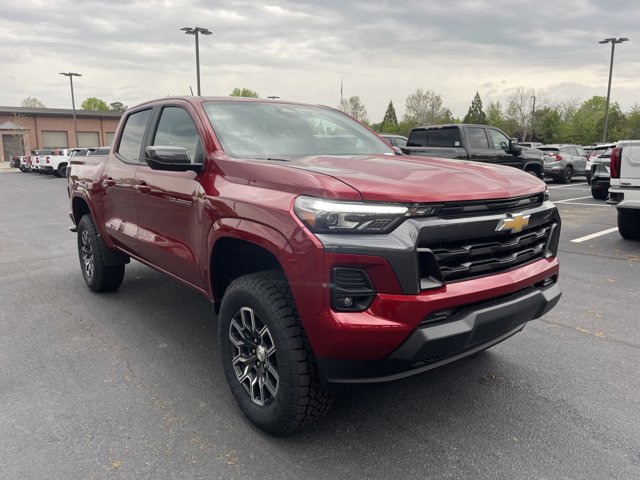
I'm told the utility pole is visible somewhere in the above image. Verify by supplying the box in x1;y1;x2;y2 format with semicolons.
59;72;82;147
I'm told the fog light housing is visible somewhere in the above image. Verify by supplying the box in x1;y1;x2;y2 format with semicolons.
331;267;376;312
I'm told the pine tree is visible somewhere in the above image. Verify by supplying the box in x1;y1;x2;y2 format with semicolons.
463;92;488;124
381;101;398;127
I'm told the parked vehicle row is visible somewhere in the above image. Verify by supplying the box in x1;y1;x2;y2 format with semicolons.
17;148;110;177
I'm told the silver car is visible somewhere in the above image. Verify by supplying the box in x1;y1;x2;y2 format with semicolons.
540;144;588;183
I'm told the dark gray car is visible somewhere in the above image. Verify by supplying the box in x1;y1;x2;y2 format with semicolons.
540;144;588;183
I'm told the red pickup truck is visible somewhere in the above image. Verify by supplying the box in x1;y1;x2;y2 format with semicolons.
68;96;562;434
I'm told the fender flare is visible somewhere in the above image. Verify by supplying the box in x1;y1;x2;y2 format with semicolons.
203;217;297;302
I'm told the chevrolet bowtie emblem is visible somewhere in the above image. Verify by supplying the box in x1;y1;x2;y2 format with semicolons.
496;213;530;233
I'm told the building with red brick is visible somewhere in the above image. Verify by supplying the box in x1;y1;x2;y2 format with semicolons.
0;106;122;162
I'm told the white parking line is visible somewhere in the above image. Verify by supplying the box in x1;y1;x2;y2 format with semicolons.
555;196;593;203
571;227;619;243
547;183;588;189
557;202;612;208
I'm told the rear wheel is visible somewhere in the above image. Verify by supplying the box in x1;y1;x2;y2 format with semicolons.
54;164;66;178
77;215;125;292
591;187;608;200
618;208;640;240
559;166;573;184
219;270;335;435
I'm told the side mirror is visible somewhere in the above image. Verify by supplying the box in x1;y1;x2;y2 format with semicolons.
144;146;202;172
392;146;404;155
509;138;522;155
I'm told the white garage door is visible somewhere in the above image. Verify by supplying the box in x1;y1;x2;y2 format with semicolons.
105;132;115;146
78;132;100;147
42;131;69;148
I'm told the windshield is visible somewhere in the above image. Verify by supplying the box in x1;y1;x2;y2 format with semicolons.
203;101;394;160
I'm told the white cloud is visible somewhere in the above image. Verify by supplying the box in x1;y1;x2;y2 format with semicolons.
0;0;638;121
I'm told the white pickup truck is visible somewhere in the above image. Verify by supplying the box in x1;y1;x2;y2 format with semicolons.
42;148;72;177
608;140;640;239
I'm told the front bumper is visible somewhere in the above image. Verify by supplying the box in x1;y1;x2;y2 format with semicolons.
296;198;561;382
318;281;560;383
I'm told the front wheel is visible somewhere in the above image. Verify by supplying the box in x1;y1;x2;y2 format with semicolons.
219;270;335;435
77;215;125;292
618;208;640;240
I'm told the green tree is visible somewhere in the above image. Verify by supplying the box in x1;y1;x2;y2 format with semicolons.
536;108;563;144
403;89;450;126
463;92;487;124
81;97;110;111
230;87;259;98
486;101;516;135
339;96;369;123
564;96;625;144
381;100;398;129
621;104;640;139
109;102;127;112
21;97;46;108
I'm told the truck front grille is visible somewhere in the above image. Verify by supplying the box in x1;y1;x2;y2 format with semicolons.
418;222;554;283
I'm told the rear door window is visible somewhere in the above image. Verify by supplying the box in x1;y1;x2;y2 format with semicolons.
426;128;460;147
466;127;489;149
117;109;152;163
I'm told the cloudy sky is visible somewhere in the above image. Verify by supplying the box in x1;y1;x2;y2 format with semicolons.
1;0;638;121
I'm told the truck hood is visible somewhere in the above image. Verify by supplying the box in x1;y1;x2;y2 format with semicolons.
288;155;545;202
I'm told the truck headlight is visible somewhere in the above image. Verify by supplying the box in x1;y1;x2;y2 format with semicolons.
294;196;434;234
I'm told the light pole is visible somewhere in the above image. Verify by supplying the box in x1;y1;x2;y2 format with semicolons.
530;95;536;142
599;37;629;142
60;72;81;147
181;26;212;96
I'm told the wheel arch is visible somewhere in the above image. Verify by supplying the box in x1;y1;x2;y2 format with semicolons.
523;161;543;178
207;220;294;311
71;195;92;225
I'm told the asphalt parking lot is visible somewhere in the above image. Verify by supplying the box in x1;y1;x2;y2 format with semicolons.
1;169;639;480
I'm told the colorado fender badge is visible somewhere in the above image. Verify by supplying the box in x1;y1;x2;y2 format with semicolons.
496;213;530;233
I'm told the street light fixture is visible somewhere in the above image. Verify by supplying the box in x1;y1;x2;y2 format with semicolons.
59;72;82;147
599;37;629;142
267;96;280;100
181;26;212;96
